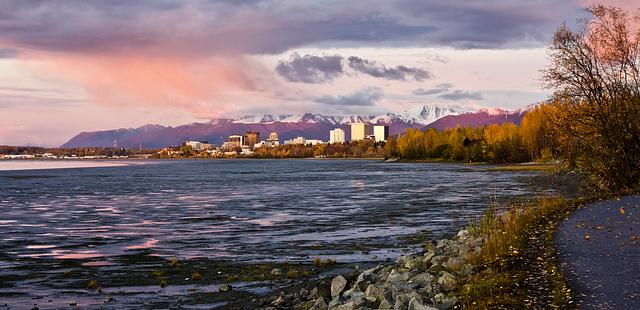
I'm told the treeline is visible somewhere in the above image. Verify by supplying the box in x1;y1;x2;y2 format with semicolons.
0;146;157;157
253;140;384;158
384;104;558;163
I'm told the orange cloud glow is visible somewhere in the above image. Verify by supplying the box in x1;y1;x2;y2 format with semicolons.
41;53;273;117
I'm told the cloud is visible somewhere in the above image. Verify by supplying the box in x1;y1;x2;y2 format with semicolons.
0;48;18;58
412;83;482;101
0;1;585;56
347;56;431;81
438;90;484;101
315;87;383;106
412;83;453;95
275;53;343;83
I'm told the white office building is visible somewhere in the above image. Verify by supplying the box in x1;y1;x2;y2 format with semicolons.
373;125;390;142
329;128;346;144
350;123;372;141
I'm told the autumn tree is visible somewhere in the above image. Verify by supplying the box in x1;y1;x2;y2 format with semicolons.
543;5;640;191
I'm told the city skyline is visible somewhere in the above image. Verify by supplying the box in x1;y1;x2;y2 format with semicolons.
0;0;633;146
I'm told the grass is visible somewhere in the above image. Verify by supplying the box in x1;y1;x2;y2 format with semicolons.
487;163;560;172
460;196;580;309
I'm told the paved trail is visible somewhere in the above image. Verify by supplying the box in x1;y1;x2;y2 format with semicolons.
555;195;640;309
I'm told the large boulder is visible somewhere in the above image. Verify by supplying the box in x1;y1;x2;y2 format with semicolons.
331;275;348;298
408;296;438;310
436;272;458;292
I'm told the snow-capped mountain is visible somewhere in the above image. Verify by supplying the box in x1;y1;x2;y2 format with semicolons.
227;105;464;126
61;105;522;148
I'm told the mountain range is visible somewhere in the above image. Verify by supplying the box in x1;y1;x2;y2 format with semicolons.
61;105;528;148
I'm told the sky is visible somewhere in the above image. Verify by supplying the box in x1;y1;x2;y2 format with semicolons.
0;0;635;146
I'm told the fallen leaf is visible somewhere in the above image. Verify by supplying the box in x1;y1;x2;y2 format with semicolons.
584;234;590;240
619;207;625;215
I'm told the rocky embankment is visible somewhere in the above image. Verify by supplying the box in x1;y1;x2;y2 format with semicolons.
258;229;483;310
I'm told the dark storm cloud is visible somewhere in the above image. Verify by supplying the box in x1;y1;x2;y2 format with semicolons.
277;53;430;83
412;83;453;96
438;90;484;101
275;53;343;83
0;48;18;58
347;56;430;81
0;0;585;55
315;87;383;106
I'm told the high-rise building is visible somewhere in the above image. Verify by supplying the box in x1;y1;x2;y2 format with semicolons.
329;128;345;144
350;123;372;141
373;125;390;142
244;131;260;148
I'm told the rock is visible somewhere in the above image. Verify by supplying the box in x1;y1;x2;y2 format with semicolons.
272;296;285;306
422;252;436;264
404;258;422;270
436;272;457;292
397;255;409;265
378;299;392;309
408;296;437;310
332;297;364;310
308;287;319;299
365;284;382;300
432;293;446;304
342;287;363;299
299;287;309;299
271;268;284;276
427;261;443;275
423;242;436;254
331;275;347;298
386;269;409;283
437;297;459;310
328;296;341;308
456;230;469;240
219;284;232;292
393;293;417;310
309;297;328;310
408;272;434;289
442;257;463;271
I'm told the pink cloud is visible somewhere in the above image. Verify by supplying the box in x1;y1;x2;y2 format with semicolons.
34;52;276;118
576;0;639;11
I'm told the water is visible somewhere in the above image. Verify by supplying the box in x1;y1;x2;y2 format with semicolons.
0;159;546;308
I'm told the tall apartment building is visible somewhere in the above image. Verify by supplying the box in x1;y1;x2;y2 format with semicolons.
329;128;345;144
243;131;260;148
350;123;372;141
373;125;390;142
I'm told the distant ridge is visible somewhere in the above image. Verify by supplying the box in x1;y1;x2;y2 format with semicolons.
61;105;528;148
423;107;529;131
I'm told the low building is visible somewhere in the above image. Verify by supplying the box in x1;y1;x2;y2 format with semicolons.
228;135;244;148
329;128;346;144
305;139;325;146
284;136;306;145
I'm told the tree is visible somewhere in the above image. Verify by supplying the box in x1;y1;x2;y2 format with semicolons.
543;5;640;191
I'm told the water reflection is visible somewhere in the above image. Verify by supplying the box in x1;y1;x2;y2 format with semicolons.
0;159;551;307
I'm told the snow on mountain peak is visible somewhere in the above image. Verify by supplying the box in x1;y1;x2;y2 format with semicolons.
225;104;481;126
399;105;465;125
478;107;509;115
